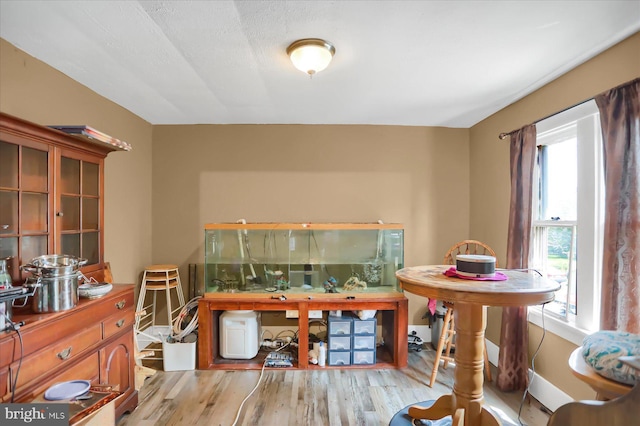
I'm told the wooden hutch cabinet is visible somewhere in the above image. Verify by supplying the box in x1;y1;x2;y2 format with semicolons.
0;112;114;282
0;112;137;417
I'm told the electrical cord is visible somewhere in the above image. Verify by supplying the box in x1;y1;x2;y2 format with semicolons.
2;312;24;403
518;302;547;425
241;338;296;425
260;329;274;341
170;297;200;341
231;357;268;426
274;329;297;340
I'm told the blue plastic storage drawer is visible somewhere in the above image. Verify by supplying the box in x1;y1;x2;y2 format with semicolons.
352;350;376;365
328;350;352;366
352;335;376;351
328;315;352;335
329;335;352;351
353;318;376;335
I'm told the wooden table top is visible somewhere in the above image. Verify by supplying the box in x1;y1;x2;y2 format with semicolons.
568;347;633;399
396;265;560;307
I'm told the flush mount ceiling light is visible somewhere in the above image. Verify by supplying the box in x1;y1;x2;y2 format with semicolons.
286;38;335;76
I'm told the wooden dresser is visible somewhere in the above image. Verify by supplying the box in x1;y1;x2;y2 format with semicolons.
0;284;137;418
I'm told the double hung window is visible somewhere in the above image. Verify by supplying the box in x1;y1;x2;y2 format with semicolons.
529;100;604;343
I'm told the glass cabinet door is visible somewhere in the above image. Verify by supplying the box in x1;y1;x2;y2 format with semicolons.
59;154;101;265
0;141;50;283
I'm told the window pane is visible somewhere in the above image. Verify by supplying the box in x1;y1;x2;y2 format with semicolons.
82;231;99;264
22;147;48;192
0;142;18;188
61;157;80;194
0;191;18;235
23;235;48;264
82;162;99;196
22;193;48;233
61;196;80;230
540;140;577;221
532;225;575;317
82;198;99;230
61;233;80;258
0;237;18;283
0;237;17;259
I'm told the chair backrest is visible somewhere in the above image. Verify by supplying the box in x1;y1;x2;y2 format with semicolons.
444;240;498;268
547;356;640;426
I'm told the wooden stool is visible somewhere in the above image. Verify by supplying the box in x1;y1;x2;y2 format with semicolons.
135;264;186;332
430;301;456;387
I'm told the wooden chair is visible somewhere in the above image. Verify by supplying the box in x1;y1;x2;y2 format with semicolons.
429;240;496;387
548;355;639;426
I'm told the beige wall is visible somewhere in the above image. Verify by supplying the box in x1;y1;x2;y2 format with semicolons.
152;124;471;324
1;36;471;323
0;38;153;284
470;32;640;399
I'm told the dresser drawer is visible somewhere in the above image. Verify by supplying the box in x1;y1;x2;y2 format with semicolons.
13;323;102;389
0;368;9;401
92;290;135;322
16;352;100;403
1;287;135;365
103;309;134;340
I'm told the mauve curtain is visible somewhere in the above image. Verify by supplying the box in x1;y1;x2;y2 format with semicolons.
497;124;536;391
595;78;640;333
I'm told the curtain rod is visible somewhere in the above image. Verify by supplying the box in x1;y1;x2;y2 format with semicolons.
498;97;592;140
498;78;639;140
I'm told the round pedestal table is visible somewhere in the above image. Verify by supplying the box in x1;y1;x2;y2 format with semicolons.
395;265;560;426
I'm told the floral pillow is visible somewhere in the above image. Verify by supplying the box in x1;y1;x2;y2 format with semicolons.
582;331;640;386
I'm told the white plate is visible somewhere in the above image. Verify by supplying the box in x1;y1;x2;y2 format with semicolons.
44;380;91;400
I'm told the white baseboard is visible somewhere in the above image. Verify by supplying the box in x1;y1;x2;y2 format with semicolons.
485;340;573;412
408;325;433;343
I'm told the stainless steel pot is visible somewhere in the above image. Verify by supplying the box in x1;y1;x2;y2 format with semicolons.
22;254;87;277
25;273;80;313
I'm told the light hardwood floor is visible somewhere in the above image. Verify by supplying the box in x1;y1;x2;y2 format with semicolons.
118;347;550;426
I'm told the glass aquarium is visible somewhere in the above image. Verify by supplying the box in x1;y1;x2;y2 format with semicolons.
204;223;404;295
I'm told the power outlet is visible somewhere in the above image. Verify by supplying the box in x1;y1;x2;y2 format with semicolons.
286;310;322;318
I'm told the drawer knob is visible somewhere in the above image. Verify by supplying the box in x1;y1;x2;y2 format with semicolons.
57;346;72;360
116;319;125;328
115;300;126;309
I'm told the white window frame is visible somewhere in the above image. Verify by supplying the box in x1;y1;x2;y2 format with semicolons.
528;100;604;345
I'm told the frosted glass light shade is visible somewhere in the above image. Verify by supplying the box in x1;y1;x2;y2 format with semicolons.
287;39;335;75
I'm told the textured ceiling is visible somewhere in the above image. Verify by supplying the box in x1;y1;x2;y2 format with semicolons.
1;1;639;127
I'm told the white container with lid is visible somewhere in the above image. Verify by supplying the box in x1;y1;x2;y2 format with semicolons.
220;310;260;359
